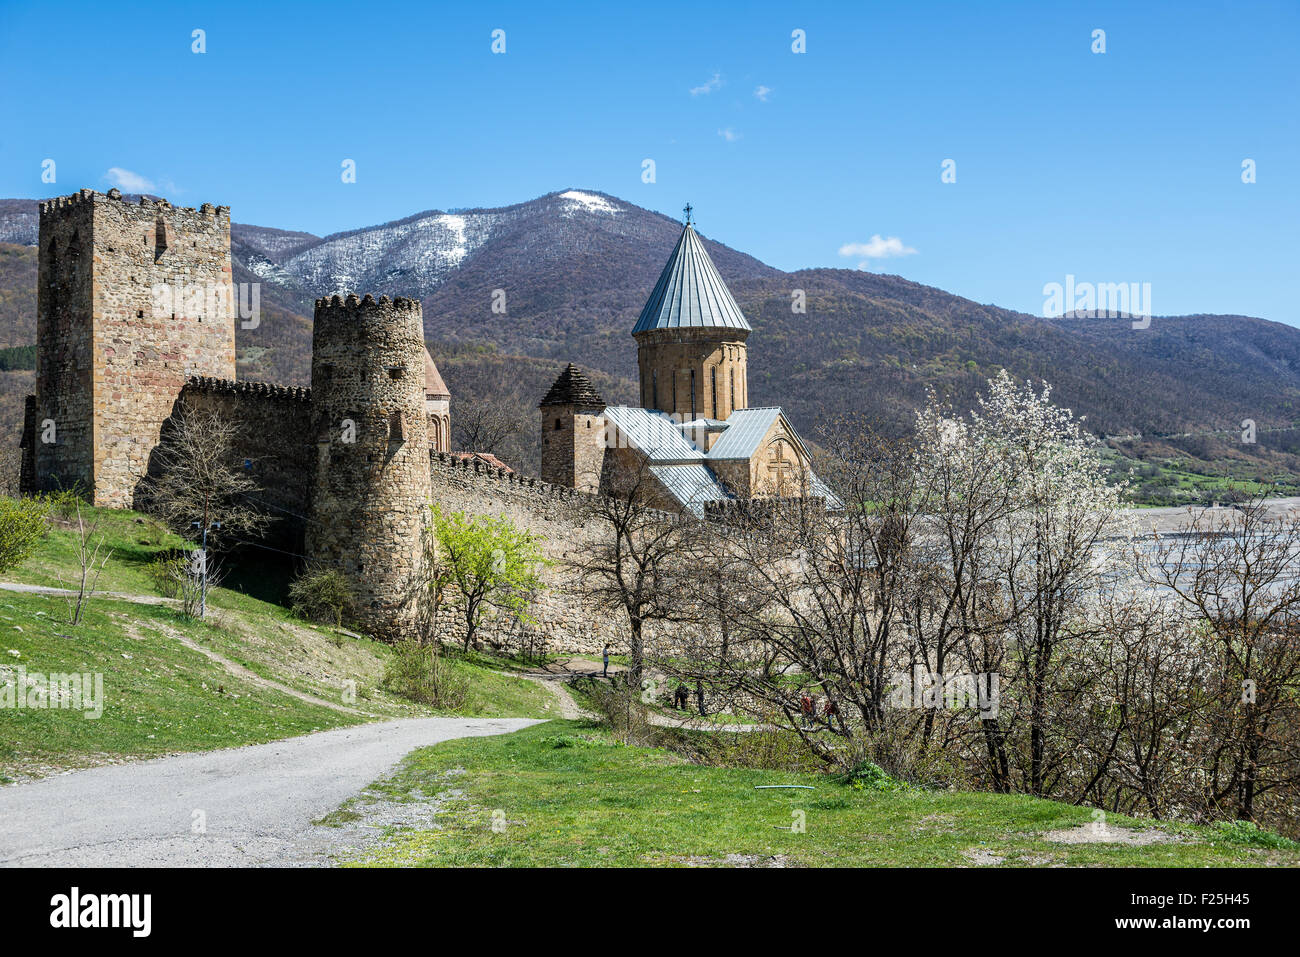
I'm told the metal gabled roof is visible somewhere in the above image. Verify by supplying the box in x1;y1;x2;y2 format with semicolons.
810;472;844;510
649;464;734;516
705;407;783;461
631;222;752;335
601;405;704;463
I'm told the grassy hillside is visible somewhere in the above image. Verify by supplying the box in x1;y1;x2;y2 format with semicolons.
339;720;1300;868
0;503;554;781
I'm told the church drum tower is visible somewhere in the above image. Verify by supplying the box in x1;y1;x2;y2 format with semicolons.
632;206;752;423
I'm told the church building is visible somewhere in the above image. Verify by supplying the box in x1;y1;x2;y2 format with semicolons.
540;207;830;514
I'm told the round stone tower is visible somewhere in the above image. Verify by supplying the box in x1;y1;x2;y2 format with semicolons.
305;293;432;641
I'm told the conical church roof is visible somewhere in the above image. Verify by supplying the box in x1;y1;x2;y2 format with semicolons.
632;221;752;335
539;363;605;408
424;348;450;399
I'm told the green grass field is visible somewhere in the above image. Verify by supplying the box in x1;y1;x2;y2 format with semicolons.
342;720;1300;868
0;503;553;780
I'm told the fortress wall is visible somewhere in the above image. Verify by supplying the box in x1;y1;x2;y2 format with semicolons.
177;377;314;539
34;195;96;493
306;294;432;641
427;452;659;657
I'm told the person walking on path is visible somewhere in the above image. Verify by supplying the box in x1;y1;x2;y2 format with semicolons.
602;644;610;679
800;693;815;730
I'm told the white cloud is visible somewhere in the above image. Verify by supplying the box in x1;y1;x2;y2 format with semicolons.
839;235;917;267
754;85;772;101
104;167;157;192
717;127;741;142
690;72;723;95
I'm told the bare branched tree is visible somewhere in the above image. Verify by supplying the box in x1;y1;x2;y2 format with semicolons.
676;430;934;767
1147;500;1300;824
566;464;702;692
59;502;112;626
138;402;270;548
453;395;527;456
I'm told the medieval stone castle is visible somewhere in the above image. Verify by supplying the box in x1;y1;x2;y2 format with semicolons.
18;188;822;644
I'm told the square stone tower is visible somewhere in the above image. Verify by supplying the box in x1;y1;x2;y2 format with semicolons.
34;189;236;506
539;363;607;491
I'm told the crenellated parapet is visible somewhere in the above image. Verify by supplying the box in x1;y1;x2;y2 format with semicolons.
39;187;230;222
183;376;312;404
429;449;692;525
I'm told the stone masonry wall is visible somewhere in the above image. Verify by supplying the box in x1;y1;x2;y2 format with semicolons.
33;194;95;493
539;403;608;491
177;377;314;542
635;326;748;420
427;451;672;657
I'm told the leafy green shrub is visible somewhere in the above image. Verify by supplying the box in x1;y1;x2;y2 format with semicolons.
147;555;183;599
41;488;85;521
1212;820;1299;850
381;639;468;710
0;496;50;574
840;760;911;793
288;567;355;629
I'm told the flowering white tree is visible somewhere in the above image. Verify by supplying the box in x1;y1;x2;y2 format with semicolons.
915;371;1131;793
981;372;1129;793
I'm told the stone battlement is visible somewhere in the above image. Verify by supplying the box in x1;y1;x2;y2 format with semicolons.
183;376;312;404
313;293;421;316
39;187;230;220
432;449;600;503
430;450;692;527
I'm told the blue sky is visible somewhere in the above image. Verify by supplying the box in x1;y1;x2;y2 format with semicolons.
1;0;1295;322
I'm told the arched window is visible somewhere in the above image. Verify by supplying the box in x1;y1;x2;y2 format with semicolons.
711;366;718;419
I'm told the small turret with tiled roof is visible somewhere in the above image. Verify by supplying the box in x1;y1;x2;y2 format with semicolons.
539;363;605;409
539;364;608;490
